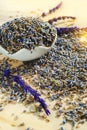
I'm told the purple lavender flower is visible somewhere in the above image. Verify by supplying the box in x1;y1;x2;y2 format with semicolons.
3;68;50;115
49;1;62;14
56;27;79;35
13;75;50;115
41;1;62;17
3;68;10;77
48;16;76;24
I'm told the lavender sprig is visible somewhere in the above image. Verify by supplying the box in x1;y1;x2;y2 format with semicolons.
3;68;50;115
49;1;62;14
12;75;41;97
48;16;76;24
41;1;62;17
56;27;79;35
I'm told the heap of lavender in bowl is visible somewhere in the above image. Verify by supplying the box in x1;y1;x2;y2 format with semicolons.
0;17;57;54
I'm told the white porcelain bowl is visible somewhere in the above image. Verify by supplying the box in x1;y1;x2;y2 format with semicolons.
0;34;57;61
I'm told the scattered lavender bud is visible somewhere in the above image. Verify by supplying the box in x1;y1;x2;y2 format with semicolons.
62;119;66;124
60;127;65;130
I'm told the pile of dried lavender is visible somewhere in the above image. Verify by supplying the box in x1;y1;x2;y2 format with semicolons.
0;30;87;128
0;17;56;54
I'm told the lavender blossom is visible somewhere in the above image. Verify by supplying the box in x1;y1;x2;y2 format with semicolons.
3;68;50;115
48;16;76;24
49;1;62;14
56;27;79;35
41;1;62;17
12;75;41;97
3;68;10;77
12;75;50;115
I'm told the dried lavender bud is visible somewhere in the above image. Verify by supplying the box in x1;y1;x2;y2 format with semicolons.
0;17;56;54
1;26;87;124
41;12;47;17
3;68;10;77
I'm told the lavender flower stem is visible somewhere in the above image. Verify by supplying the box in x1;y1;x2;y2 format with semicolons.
3;68;50;115
56;27;79;35
48;16;76;24
41;1;62;17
